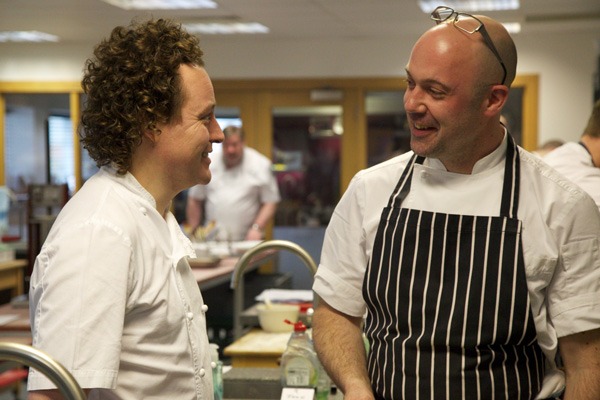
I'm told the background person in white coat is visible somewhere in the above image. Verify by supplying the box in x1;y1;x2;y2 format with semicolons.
186;125;280;241
544;99;600;210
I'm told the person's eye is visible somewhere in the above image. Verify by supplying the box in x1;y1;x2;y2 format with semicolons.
405;78;415;89
199;113;213;124
428;87;445;98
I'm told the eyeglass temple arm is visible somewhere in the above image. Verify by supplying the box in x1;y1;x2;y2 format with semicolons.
476;26;508;84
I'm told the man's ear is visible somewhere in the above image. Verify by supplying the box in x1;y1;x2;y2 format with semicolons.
484;84;509;117
143;128;159;146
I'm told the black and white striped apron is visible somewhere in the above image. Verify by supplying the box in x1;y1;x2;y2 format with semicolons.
362;136;545;399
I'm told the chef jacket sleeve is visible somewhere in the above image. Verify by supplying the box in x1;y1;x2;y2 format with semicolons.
29;219;132;390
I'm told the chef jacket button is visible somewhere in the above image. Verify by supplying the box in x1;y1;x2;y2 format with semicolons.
211;361;216;369
186;312;194;320
139;207;147;215
201;304;208;312
420;170;428;180
199;368;206;377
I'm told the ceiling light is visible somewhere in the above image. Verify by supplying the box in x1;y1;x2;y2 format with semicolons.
0;31;59;43
502;22;521;34
418;0;519;13
101;0;217;10
184;22;269;35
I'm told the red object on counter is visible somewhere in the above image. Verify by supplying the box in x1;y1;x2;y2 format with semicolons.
1;235;20;242
297;302;313;313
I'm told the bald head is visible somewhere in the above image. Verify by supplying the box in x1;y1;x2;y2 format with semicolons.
476;15;517;87
413;14;517;88
403;13;514;173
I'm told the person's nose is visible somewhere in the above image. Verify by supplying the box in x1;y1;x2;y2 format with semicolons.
404;88;426;115
210;123;224;143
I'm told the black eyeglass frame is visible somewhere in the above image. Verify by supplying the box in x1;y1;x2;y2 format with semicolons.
430;5;507;86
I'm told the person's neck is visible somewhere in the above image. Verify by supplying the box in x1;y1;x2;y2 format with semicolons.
441;126;505;174
129;141;173;217
580;135;600;168
128;169;172;217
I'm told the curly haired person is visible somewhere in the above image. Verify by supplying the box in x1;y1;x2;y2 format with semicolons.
28;19;224;399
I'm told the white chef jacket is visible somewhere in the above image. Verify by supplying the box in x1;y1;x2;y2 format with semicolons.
313;134;600;398
29;167;214;399
188;146;280;241
544;141;600;210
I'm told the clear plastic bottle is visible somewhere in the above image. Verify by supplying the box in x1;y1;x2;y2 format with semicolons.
280;320;319;389
210;343;223;400
316;360;332;400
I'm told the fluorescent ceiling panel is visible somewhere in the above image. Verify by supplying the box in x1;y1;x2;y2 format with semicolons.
418;0;519;13
184;22;269;35
0;31;59;43
502;22;521;34
101;0;217;10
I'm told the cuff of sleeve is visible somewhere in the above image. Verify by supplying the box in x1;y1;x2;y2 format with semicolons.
313;267;366;318
551;292;600;337
28;368;117;391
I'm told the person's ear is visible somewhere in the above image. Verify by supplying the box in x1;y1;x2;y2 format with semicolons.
143;128;160;146
484;84;509;117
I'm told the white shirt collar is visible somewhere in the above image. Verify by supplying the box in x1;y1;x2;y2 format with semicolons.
425;130;508;175
101;166;157;209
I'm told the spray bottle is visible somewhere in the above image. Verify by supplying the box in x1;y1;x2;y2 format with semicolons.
280;319;319;389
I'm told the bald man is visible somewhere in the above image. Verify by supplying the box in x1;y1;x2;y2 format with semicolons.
312;7;600;400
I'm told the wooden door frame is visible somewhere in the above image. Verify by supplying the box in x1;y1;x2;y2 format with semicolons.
1;75;538;192
213;74;538;192
0;82;82;188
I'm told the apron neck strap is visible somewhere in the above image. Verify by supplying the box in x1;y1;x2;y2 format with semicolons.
387;154;423;209
500;134;520;218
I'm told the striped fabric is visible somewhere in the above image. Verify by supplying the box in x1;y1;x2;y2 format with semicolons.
363;136;545;399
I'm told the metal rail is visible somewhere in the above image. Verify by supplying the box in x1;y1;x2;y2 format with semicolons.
230;239;318;340
0;342;86;399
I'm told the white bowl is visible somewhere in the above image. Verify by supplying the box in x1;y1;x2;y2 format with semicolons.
256;303;299;333
231;240;263;255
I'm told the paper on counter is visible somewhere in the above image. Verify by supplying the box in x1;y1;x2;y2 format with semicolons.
192;242;231;258
0;314;19;326
255;289;313;303
225;330;291;354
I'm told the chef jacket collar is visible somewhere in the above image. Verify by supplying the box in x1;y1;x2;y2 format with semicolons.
424;129;508;175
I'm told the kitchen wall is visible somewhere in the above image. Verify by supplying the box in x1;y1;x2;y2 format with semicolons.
1;29;598;146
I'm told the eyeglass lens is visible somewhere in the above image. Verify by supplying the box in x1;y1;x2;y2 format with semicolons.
454;14;482;34
432;7;453;21
432;7;483;34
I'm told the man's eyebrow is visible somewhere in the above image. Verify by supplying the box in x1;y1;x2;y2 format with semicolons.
405;70;451;92
198;102;216;116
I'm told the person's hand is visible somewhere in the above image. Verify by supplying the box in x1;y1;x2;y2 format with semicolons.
245;228;262;241
340;388;375;400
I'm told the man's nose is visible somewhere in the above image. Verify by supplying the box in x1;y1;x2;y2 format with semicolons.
210;126;224;143
404;89;426;114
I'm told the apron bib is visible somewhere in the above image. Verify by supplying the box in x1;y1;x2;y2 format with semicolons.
363;136;545;399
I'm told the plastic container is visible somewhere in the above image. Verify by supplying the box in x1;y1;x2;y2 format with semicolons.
280;320;319;389
256;303;299;333
210;343;223;400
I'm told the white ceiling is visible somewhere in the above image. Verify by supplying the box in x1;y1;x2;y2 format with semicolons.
1;0;599;49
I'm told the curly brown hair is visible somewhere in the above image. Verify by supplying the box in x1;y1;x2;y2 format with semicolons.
80;18;205;174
